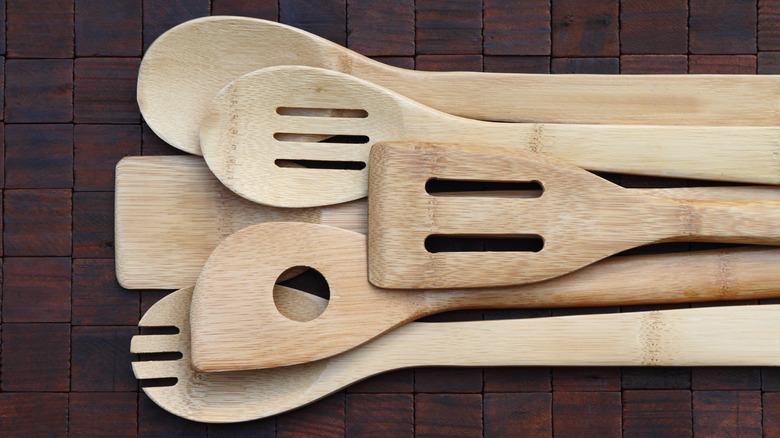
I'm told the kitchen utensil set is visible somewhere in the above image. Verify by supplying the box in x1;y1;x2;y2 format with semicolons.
124;16;780;423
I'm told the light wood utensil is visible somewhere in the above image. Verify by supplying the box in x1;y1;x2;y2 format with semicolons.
114;155;365;289
140;15;780;155
116;155;780;290
137;286;780;423
117;156;780;291
201;65;780;207
190;222;780;372
369;142;780;288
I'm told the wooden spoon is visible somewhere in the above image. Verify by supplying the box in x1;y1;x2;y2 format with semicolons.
115;155;780;290
138;286;780;422
200;65;780;207
368;141;780;288
190;222;780;372
140;15;780;155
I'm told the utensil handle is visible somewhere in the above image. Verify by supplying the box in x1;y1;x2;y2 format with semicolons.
681;199;780;244
388;305;780;367
435;247;780;309
432;117;780;184
523;124;780;184
386;69;780;126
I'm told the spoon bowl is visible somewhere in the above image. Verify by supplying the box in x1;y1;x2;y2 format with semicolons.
140;16;780;155
201;65;780;207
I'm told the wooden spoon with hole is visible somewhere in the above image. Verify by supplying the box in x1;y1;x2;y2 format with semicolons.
116;156;780;289
190;222;780;372
137;286;780;423
140;16;780;155
200;66;780;208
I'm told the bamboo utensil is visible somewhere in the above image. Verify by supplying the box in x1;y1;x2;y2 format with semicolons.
140;15;780;155
114;155;365;289
115;156;780;290
137;286;780;423
189;222;780;372
201;65;780;207
368;142;780;288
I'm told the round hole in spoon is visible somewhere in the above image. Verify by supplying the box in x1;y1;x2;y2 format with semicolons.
274;266;330;322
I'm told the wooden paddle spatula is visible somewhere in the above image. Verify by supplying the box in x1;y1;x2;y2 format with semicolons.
200;65;780;208
115;155;780;289
368;142;780;289
190;222;780;372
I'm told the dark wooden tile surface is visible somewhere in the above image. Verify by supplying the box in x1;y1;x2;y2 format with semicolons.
1;1;777;436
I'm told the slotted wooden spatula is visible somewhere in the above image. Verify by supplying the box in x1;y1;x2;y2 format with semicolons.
115;155;780;289
200;65;780;208
368;142;780;289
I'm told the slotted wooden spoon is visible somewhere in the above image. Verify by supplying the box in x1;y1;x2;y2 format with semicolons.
190;222;780;372
201;65;780;207
368;142;780;288
140;286;780;422
115;155;780;289
140;15;780;155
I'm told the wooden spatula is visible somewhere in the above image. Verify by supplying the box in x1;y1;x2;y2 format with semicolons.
201;65;780;207
116;155;780;290
114;155;365;289
368;142;780;289
138;286;780;423
141;16;780;155
190;222;780;372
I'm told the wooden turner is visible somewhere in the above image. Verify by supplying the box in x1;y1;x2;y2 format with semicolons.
201;65;780;207
115;155;780;289
368;142;780;289
190;222;780;372
141;16;780;155
138;286;780;423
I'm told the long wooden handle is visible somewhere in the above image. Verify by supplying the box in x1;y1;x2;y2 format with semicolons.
375;67;780;126
431;246;780;310
676;199;780;244
373;305;780;367
433;119;780;184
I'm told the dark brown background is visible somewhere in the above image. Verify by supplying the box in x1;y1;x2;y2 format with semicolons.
1;0;779;436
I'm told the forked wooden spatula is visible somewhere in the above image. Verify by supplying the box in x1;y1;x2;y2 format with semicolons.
368;142;780;289
115;155;780;289
138;286;780;423
200;65;780;208
190;222;780;372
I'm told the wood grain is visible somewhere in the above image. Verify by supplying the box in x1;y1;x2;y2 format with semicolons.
368;142;780;288
416;0;482;55
484;0;551;55
7;0;73;57
69;392;138;438
0;393;68;437
4;189;72;257
6;59;72;123
71;326;138;391
72;258;138;325
73;192;114;258
74;58;142;124
190;221;780;371
1;323;70;391
139;16;780;156
4;124;73;189
203;66;780;208
2;257;70;322
484;393;552;438
75;124;141;190
75;0;141;56
347;0;414;56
